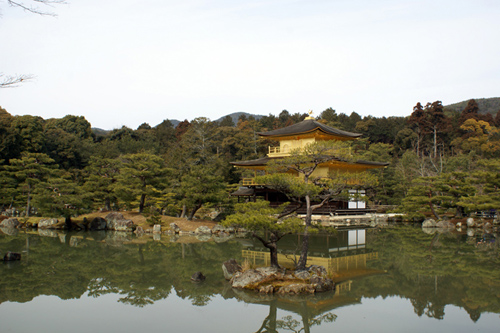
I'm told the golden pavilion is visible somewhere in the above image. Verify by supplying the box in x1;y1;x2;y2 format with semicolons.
230;116;388;215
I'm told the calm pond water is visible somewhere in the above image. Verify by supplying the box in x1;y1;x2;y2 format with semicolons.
0;225;499;332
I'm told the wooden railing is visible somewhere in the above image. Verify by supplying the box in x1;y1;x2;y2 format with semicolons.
268;146;291;157
268;146;281;154
242;178;258;186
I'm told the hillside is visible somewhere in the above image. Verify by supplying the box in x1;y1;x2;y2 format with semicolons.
90;98;499;133
444;97;500;115
215;111;263;124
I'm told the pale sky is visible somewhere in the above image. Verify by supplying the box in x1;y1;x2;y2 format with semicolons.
1;0;499;130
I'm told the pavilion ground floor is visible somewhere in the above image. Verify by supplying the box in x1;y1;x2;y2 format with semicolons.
231;186;376;216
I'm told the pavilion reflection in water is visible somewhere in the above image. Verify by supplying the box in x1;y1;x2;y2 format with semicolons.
235;229;386;331
240;228;384;287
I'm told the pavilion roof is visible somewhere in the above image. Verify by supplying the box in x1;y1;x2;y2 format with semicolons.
230;187;255;196
230;156;272;167
230;156;388;168
257;118;362;139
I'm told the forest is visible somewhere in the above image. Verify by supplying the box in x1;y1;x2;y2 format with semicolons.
0;97;499;222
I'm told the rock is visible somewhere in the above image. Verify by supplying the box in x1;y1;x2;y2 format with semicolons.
0;227;19;236
58;234;66;244
134;226;144;234
104;213;135;231
0;218;20;228
69;237;80;247
113;219;135;232
466;217;476;228
88;217;107;231
483;222;493;230
38;229;58;237
222;259;242;280
2;208;19;217
310;275;334;292
257;266;280;276
422;227;437;234
436;220;454;229
102;231;133;246
259;285;274;293
195;226;212;234
308;265;328;277
231;267;279;289
153;224;161;233
92;231;107;242
231;265;334;294
213;233;234;243
276;284;315;294
212;224;235;234
294;270;311;280
105;212;125;224
191;271;206;282
38;218;59;229
195;234;212;242
422;218;436;228
456;222;462;228
3;251;21;261
170;223;180;234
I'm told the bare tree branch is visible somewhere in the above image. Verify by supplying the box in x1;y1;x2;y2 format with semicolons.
0;73;35;88
1;1;66;88
7;0;66;16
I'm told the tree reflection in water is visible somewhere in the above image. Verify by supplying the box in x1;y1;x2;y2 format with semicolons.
251;299;336;333
0;226;499;326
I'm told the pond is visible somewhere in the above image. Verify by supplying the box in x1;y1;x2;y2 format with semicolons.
1;226;499;332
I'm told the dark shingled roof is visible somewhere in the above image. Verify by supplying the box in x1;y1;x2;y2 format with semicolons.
231;187;255;196
258;119;362;138
354;160;390;167
230;156;272;167
230;156;388;168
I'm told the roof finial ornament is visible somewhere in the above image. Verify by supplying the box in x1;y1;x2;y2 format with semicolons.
305;109;314;120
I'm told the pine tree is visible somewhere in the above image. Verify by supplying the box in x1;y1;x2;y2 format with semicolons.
5;152;58;216
223;201;303;268
114;152;170;213
83;156;121;211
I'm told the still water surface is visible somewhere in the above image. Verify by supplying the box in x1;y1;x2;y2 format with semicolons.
1;226;499;332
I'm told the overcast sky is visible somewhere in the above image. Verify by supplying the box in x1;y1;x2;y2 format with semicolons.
1;0;499;130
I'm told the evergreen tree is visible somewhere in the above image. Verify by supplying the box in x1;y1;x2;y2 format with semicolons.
177;164;227;220
5;152;58;216
114;152;170;213
408;102;426;156
223;201;303;267
154;119;177;153
425;101;448;158
83;156;121;211
33;170;91;224
10;115;45;156
219;115;235;127
458;99;480;125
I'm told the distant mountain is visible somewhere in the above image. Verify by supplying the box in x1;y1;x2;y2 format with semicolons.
445;97;500;116
92;99;499;134
91;112;264;133
215;112;264;125
168;119;181;128
91;128;110;137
